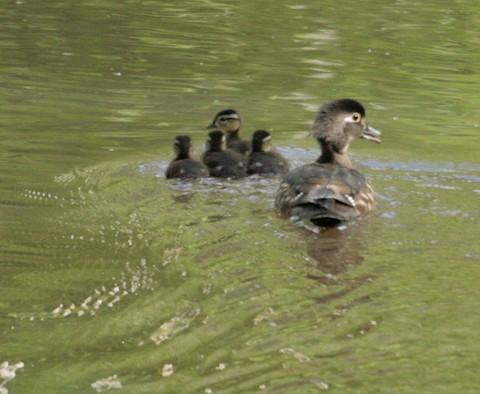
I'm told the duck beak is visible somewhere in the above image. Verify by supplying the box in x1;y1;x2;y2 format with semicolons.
362;125;382;143
207;121;216;129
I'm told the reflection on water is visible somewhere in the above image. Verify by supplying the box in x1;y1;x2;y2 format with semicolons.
305;226;366;275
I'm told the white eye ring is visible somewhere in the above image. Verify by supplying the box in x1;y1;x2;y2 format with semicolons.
345;113;361;123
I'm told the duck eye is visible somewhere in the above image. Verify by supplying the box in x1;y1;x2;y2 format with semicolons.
219;116;227;123
352;113;360;122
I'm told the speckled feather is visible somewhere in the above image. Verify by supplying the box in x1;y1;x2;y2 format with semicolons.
275;162;375;226
202;151;245;178
247;151;289;175
165;159;208;179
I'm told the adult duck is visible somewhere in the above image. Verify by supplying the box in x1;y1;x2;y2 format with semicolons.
275;98;382;227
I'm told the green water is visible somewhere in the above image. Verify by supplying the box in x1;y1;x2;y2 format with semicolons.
1;1;479;393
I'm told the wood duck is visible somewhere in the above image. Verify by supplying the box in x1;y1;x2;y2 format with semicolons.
207;109;251;155
202;130;246;178
247;130;290;175
275;98;382;228
165;135;209;179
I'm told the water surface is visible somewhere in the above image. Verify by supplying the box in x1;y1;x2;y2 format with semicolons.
1;1;479;393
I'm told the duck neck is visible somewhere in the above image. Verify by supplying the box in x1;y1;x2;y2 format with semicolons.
316;139;354;168
251;141;263;153
207;141;223;153
176;148;191;160
226;130;240;142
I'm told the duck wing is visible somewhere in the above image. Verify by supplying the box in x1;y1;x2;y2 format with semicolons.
275;163;374;226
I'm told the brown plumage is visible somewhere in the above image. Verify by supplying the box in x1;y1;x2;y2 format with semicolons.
275;98;382;227
201;130;246;178
165;135;208;179
247;130;290;175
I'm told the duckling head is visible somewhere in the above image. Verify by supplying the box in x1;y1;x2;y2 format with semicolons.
251;130;272;152
207;109;242;134
311;98;382;154
173;135;192;158
206;130;227;152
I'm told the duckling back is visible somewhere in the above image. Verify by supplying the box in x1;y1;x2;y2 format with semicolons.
202;130;246;178
165;159;208;179
247;130;289;175
165;135;208;179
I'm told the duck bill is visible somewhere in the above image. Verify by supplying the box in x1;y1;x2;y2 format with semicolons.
362;125;382;143
207;122;216;129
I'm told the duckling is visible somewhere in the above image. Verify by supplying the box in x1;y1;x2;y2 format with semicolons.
165;135;208;179
207;109;251;155
275;98;382;228
202;130;246;178
247;130;290;175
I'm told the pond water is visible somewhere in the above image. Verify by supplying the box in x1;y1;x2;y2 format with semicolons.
1;1;479;393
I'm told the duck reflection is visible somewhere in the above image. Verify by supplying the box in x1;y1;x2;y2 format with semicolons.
302;217;370;276
172;192;194;204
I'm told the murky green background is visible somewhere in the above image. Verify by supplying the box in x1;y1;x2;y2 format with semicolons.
1;1;479;393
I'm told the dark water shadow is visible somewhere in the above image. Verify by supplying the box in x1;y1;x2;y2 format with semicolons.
305;228;364;275
298;216;371;275
298;217;381;314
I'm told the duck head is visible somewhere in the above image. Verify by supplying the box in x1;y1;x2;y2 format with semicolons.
207;109;242;134
206;130;226;152
251;130;272;152
311;98;382;154
173;135;192;159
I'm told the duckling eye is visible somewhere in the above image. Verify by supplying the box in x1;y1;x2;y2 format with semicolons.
352;113;361;122
218;116;228;123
